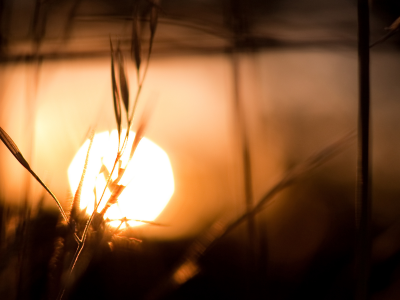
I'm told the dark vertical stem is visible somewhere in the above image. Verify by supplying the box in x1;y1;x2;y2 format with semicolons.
63;0;81;41
231;53;257;270
0;0;5;51
227;0;257;283
31;0;47;53
356;0;371;299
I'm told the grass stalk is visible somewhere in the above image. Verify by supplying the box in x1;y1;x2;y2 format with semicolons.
356;0;372;299
62;11;159;293
153;132;356;299
217;131;356;245
231;52;257;270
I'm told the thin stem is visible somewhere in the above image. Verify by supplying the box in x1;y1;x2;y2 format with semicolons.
27;168;81;243
57;241;85;300
63;14;158;296
356;0;371;299
81;154;120;238
29;171;68;222
128;31;153;124
231;53;257;270
60;139;123;300
208;132;355;253
69;236;86;273
77;29;154;253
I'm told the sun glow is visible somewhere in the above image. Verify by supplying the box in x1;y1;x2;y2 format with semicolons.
68;130;174;228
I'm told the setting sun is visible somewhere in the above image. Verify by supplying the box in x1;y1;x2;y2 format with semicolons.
68;130;174;228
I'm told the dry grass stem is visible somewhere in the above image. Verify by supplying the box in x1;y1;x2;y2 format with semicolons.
160;131;356;294
110;40;122;142
0;127;68;223
70;130;94;224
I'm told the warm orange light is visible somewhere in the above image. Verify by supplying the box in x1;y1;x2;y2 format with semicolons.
68;130;174;228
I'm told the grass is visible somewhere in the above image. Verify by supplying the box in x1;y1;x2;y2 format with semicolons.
1;1;160;298
1;1;400;299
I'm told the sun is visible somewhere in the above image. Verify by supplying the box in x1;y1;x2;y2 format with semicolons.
68;130;174;228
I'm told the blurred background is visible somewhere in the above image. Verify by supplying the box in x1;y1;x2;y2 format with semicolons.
1;0;400;299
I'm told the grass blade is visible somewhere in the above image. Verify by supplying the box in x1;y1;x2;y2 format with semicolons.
154;132;356;297
100;184;125;216
131;11;141;72
70;130;94;223
108;218;166;226
110;40;122;139
149;1;159;44
0;127;68;222
0;127;31;170
221;131;356;243
117;48;130;114
129;108;148;162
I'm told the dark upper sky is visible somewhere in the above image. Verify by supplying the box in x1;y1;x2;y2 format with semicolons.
0;0;399;60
